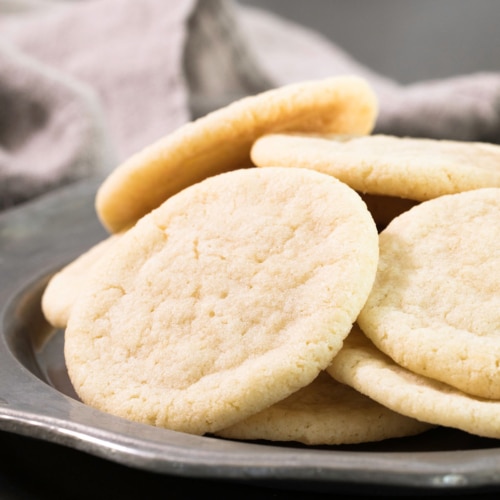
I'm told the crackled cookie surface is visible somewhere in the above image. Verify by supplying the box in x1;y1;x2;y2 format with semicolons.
357;188;500;399
96;76;377;233
252;133;500;200
66;167;379;435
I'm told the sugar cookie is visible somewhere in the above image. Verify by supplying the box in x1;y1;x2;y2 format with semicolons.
215;371;433;445
328;327;500;440
251;133;500;227
41;233;123;328
65;167;378;435
357;188;500;399
96;76;377;233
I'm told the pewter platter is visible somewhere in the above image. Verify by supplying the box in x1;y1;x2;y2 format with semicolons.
1;177;500;495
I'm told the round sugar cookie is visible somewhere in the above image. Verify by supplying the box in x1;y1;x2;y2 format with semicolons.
65;167;379;435
95;76;378;233
251;133;500;227
215;371;433;445
328;327;500;440
41;234;123;329
357;188;500;399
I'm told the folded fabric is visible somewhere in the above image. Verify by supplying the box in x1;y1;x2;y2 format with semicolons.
1;0;499;210
0;41;112;209
0;0;195;209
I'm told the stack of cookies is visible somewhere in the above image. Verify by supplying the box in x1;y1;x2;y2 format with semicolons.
41;75;500;446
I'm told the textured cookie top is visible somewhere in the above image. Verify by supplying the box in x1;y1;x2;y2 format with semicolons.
328;327;500;440
357;188;500;399
215;371;432;445
95;76;377;233
65;167;379;435
251;133;500;200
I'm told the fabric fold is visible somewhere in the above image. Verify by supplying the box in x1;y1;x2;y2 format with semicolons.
0;41;113;209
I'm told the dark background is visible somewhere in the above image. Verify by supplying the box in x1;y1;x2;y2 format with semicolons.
238;0;500;84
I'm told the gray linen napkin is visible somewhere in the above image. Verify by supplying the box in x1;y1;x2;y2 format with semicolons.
1;0;499;210
0;0;195;209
